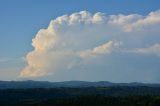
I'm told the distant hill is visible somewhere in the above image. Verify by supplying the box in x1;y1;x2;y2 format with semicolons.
0;80;160;89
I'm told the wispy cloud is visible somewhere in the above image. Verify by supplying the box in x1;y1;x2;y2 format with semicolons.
130;43;160;56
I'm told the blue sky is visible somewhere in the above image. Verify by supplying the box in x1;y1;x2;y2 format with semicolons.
0;0;160;82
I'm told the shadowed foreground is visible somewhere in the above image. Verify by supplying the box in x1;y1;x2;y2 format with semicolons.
1;95;160;106
0;86;160;106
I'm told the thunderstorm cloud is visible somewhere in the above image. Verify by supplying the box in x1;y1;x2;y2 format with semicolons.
20;10;160;79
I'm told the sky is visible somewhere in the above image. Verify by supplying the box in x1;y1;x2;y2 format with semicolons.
0;0;160;83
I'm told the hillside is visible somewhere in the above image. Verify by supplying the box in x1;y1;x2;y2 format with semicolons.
0;80;160;89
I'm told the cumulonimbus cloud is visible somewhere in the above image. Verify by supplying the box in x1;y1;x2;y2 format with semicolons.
19;10;160;78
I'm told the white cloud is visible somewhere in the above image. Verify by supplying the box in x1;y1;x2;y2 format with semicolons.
131;43;160;56
108;10;160;32
79;41;122;58
131;10;160;30
20;10;160;78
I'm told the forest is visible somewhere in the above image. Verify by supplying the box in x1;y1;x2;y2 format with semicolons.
0;86;160;106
